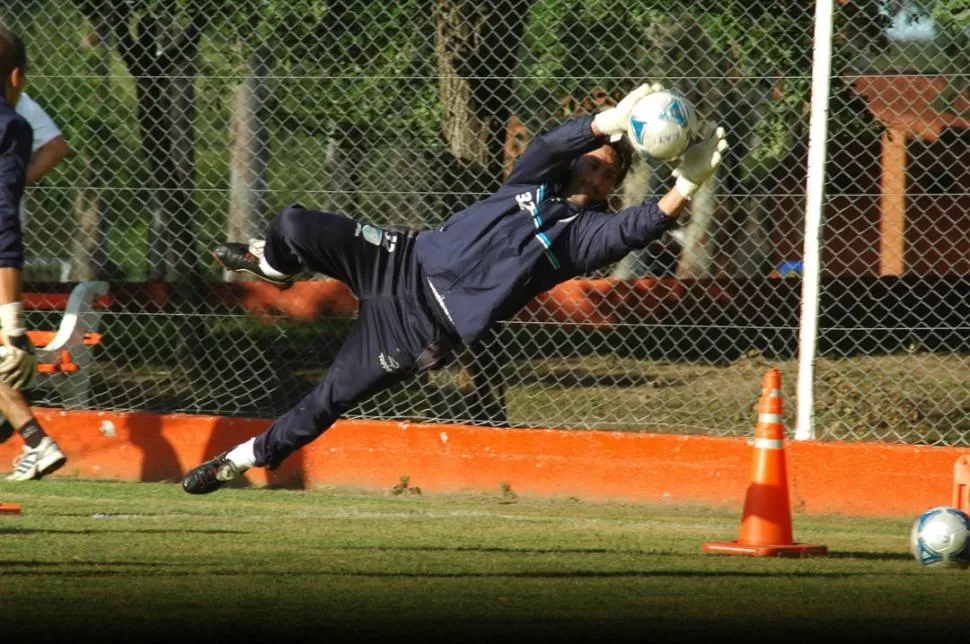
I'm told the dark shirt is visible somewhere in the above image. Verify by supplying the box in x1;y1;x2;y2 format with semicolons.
0;97;32;269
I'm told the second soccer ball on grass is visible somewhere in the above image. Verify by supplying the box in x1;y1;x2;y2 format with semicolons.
910;505;970;569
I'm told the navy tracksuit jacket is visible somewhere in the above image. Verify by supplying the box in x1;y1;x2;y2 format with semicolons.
415;114;675;347
0;97;31;270
254;114;675;468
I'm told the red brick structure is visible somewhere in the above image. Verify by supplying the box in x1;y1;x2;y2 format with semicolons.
850;75;970;276
770;128;970;277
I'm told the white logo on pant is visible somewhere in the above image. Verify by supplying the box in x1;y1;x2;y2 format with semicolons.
355;223;398;253
379;352;401;373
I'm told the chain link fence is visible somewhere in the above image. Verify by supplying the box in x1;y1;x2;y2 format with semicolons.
3;0;968;444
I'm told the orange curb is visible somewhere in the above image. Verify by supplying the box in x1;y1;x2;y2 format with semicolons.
1;407;964;518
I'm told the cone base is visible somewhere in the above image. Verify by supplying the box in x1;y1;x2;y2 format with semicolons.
703;540;827;557
0;503;22;515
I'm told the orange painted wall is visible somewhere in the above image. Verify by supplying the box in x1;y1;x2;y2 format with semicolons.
3;408;965;519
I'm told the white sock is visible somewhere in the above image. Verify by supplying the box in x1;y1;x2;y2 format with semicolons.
226;438;257;470
259;255;291;279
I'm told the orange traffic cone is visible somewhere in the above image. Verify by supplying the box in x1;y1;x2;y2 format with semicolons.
703;368;827;557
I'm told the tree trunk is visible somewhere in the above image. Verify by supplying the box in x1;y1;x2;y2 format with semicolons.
718;82;774;278
434;0;529;190
164;20;204;375
732;192;774;277
135;31;175;280
675;178;717;279
139;74;176;280
95;5;206;385
72;17;110;281
433;0;531;426
103;8;203;282
226;43;271;282
168;37;200;284
321;125;360;221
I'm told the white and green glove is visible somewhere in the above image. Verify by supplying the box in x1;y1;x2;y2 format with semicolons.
593;82;665;140
672;121;729;199
0;302;37;391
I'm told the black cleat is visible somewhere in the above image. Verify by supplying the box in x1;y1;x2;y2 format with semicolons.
182;452;246;494
213;240;296;289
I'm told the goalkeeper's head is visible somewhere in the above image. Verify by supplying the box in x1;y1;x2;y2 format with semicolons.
0;23;27;108
565;135;634;208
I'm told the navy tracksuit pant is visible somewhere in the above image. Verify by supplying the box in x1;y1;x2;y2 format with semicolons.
252;205;459;469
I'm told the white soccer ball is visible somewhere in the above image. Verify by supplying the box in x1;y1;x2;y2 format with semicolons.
626;89;698;162
910;505;970;569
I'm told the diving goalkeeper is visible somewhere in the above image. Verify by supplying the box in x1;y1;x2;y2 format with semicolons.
182;82;727;494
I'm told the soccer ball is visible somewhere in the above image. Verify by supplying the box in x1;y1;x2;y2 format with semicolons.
909;506;970;569
626;89;698;162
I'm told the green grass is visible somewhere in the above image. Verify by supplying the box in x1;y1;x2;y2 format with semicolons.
0;480;965;642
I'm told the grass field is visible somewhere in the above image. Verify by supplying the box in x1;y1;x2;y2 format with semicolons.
0;480;966;643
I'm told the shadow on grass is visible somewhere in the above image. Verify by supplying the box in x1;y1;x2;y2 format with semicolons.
0;528;245;535
324;545;619;554
823;551;913;561
303;569;925;579
0;566;923;579
0;559;178;568
6;614;970;643
329;545;916;561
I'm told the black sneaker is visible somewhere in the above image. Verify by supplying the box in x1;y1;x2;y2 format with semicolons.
182;451;246;494
213;240;297;289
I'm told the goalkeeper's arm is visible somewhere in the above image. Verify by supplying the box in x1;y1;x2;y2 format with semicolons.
560;122;729;273
506;82;665;186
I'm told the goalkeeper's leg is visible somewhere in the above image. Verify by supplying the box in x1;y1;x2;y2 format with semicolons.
182;310;413;494
213;204;397;290
182;297;456;494
212;239;299;288
187;207;456;494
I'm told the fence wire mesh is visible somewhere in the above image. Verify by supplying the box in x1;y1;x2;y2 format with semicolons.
3;0;968;444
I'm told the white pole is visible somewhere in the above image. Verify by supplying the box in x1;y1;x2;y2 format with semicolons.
795;0;835;441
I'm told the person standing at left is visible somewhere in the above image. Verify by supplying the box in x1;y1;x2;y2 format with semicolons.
0;23;67;480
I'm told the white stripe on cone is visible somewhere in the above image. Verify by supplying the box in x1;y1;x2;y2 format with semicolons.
754;438;784;449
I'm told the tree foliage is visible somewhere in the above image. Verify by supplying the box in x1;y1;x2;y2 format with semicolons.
5;0;893;278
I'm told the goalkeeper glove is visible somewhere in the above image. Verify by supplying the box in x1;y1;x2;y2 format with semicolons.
593;82;665;138
672;121;729;200
0;302;36;391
